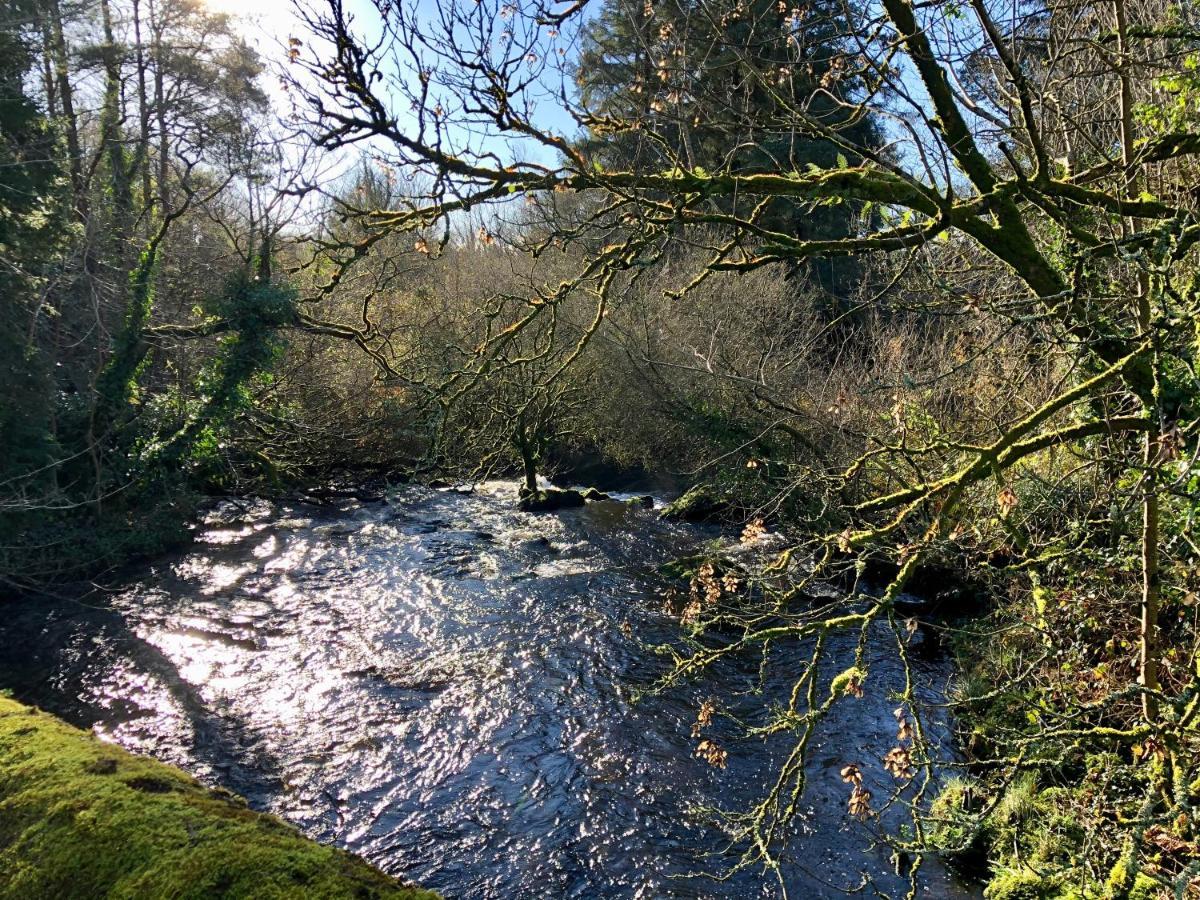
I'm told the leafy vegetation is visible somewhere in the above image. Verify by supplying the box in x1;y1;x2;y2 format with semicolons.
5;0;1200;894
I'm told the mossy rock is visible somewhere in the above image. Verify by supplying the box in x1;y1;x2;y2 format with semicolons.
928;776;992;879
983;868;1063;900
517;488;586;512
0;696;437;899
659;483;730;523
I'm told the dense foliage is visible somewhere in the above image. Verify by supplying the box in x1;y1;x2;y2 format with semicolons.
5;0;1200;895
0;0;341;585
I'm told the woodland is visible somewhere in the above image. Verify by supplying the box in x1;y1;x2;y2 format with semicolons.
3;0;1200;895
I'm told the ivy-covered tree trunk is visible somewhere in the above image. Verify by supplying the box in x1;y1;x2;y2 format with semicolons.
515;409;539;495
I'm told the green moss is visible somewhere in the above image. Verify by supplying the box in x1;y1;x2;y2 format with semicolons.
983;868;1063;900
1106;854;1163;900
829;666;867;699
929;772;1098;894
994;773;1039;827
928;776;992;876
1106;857;1132;896
942;604;1173;897
1127;873;1162;900
658;483;730;523
0;696;437;899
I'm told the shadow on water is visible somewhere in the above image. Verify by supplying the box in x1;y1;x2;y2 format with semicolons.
0;589;288;805
0;483;977;898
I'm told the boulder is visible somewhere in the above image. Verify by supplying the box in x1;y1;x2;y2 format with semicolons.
659;483;729;523
517;488;586;512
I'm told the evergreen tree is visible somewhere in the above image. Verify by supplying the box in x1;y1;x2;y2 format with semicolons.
576;0;884;294
0;0;66;481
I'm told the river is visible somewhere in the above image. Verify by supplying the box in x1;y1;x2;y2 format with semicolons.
0;481;972;898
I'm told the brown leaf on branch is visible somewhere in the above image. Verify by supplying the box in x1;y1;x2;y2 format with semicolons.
996;486;1019;518
848;785;872;819
695;739;728;769
883;746;914;779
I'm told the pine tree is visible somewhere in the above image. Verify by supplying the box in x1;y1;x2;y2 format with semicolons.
576;0;883;294
0;0;66;481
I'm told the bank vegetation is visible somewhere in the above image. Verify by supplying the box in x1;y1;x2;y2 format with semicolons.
4;0;1200;895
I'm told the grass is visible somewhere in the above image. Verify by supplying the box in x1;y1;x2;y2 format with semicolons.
0;695;438;899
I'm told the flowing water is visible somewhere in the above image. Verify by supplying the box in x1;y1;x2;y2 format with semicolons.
0;482;972;898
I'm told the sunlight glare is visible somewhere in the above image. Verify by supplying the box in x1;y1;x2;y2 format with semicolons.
200;0;301;42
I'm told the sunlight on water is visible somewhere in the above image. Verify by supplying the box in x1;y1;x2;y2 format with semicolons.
142;626;236;687
252;534;278;559
0;484;970;898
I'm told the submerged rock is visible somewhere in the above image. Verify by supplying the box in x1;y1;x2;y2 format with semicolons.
519;536;558;553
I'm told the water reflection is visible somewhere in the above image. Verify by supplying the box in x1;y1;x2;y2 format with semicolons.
0;482;972;898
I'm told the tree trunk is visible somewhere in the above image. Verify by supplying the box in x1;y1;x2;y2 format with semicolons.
1141;433;1160;720
45;0;85;221
151;0;170;217
133;0;153;217
256;228;272;282
516;411;538;495
1115;0;1159;722
38;21;57;117
99;0;133;270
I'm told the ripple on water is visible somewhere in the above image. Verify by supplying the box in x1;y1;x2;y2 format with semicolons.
0;483;975;899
